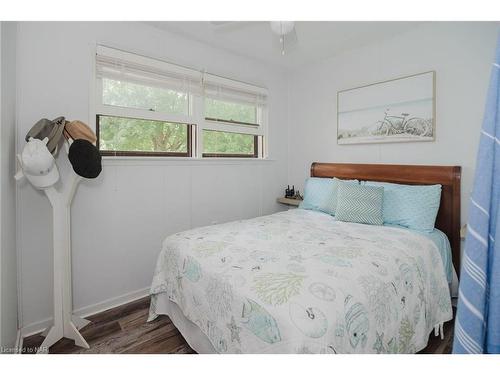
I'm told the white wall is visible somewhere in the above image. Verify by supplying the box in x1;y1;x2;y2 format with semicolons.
1;21;19;349
287;22;499;225
15;22;288;333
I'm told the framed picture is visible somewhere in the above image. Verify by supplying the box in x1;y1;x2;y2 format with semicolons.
337;71;435;144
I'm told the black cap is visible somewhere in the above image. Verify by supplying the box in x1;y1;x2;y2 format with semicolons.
68;139;102;179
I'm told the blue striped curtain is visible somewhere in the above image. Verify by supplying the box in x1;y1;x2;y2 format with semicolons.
453;36;500;354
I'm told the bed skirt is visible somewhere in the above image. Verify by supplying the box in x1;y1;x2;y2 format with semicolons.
154;293;216;354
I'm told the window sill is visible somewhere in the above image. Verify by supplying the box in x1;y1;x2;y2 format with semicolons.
101;156;276;166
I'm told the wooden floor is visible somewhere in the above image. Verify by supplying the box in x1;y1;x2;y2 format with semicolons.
23;297;453;354
22;297;195;354
418;313;455;354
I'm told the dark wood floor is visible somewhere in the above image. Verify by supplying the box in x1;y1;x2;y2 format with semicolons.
22;297;195;354
23;296;453;354
418;314;454;354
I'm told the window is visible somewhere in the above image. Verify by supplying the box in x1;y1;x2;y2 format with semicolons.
202;97;261;157
202;74;266;158
203;130;257;158
95;45;268;158
102;78;189;115
205;98;257;125
97;116;192;156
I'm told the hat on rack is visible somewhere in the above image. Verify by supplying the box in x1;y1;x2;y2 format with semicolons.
20;137;60;189
25;116;66;155
63;120;97;146
68;139;102;179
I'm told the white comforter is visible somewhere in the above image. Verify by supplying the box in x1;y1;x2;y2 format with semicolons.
149;209;452;353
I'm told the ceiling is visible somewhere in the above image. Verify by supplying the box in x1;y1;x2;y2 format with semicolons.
147;21;425;70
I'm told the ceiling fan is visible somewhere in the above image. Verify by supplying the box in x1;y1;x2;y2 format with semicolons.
210;21;298;56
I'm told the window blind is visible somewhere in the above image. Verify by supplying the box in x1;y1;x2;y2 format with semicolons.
96;45;202;95
203;73;268;107
94;45;268;158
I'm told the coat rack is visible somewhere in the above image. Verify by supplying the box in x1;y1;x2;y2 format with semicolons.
16;141;91;352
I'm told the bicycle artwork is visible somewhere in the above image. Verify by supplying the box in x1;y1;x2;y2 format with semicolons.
337;71;435;144
374;110;433;137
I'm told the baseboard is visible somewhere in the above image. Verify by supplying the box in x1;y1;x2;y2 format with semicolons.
20;286;150;339
15;329;23;354
20;318;52;339
74;287;150;318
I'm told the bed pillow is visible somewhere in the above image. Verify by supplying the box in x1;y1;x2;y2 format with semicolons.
335;182;384;225
363;181;442;232
299;177;335;213
299;177;358;215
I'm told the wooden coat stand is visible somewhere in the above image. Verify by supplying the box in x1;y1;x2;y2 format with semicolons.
16;141;91;352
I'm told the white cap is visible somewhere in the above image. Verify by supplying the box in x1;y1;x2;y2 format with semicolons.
21;137;59;189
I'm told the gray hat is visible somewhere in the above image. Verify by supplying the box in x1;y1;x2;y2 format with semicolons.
25;116;66;155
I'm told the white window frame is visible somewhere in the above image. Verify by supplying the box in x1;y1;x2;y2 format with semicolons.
92;45;268;159
201;73;268;158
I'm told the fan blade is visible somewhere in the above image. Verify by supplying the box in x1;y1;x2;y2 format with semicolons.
212;21;263;33
210;21;232;26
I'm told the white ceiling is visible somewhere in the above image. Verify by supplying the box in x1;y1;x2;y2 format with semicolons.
147;21;425;70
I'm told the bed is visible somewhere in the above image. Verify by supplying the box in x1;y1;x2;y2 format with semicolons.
148;163;461;354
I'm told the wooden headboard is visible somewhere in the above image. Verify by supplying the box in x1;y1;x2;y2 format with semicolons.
311;163;462;275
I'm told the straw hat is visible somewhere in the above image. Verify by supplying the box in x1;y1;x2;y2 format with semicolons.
63;120;97;145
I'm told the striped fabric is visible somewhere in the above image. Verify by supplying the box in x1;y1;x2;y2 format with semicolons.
320;178;359;215
299;177;359;215
335;182;384;225
453;37;500;354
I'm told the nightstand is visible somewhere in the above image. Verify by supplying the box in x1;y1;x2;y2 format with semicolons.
277;197;302;208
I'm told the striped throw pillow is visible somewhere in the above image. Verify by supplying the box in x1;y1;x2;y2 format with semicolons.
335;182;384;225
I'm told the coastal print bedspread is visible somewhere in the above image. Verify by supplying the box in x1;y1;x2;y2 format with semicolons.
149;209;452;353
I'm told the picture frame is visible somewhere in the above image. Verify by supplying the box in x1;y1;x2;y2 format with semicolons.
337;71;436;145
